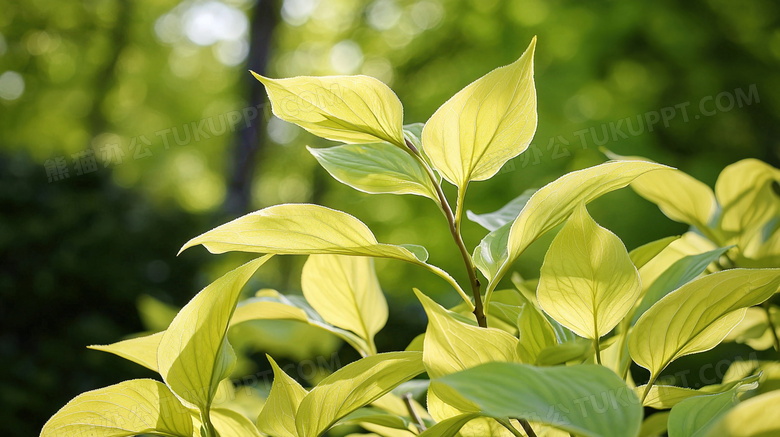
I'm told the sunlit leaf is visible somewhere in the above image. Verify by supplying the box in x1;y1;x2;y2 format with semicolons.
638;412;669;437
535;339;594;366
253;72;406;147
296;351;425;437
336;407;412;431
180;203;427;263
307;142;438;201
632;169;717;231
437;363;643;437
667;377;758;437
703;390;780;436
417;413;480;437
40;379;193;437
158;256;271;411
483;161;666;287
473;221;512;281
716;159;780;236
210;408;264;437
538;203;641;342
232;289;371;356
414;289;521;378
422;38;537;187
302;255;387;355
630;268;780;392
89;331;163;373
725;306;780;350
257;356;308;437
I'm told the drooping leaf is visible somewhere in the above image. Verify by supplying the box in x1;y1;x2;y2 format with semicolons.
484;161;666;288
158;256;271;411
437;363;643;437
703;390;780;436
257;356;308;437
422;38;537;187
232;289;371;356
631;168;718;231
295;352;425;437
307;143;438;201
630;268;780;391
466;189;537;231
630;246;732;325
89;331;163;373
252;72;406;147
301;255;388;354
629;236;680;270
40;379;193;437
715;159;780;237
180;204;427;264
637;373;760;409
414;289;521;378
667;377;758;437
538;203;641;341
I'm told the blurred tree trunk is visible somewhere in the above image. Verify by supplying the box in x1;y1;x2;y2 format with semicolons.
224;0;278;215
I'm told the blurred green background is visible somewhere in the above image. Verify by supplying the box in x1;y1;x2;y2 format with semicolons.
2;0;779;434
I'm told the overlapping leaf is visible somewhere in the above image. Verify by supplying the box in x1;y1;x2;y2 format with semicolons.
158;256;271;410
257;356;308;437
89;331;163;373
301;255;388;354
422;38;537;187
253;73;406;147
630;268;780;391
538;204;641;341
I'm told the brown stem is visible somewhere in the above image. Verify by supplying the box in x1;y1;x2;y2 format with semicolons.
518;419;538;437
402;392;427;432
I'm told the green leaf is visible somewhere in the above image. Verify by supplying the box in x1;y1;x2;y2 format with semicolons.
252;72;406;147
89;331;163;373
414;289;521;378
40;379;193;437
631;169;718;231
485;160;667;288
180;204;427;264
703;390;780;436
307;142;438;201
473;221;512;281
637;374;760;409
210;408;264;437
667;377;758;437
336;407;412;431
535;339;594;366
630;246;732;325
417;413;480;437
403;122;424;150
437;363;643;437
638;412;669;437
295;351;425;437
716;158;780;236
257;356;308;437
422;37;537;187
630;268;780;392
302;255;388;355
538;203;641;341
158;256;271;411
232;289;372;356
466;189;537;231
629;236;680;270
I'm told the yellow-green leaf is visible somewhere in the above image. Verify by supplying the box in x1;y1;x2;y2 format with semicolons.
307;143;438;201
257;356;308;437
89;331;163;373
253;72;405;147
637;374;760;409
629;236;680;269
422;38;537;187
667;377;758;437
295;351;425;437
417;413;480;437
715;158;780;236
704;390;780;436
210;408;264;437
302;255;388;355
414;289;521;378
158;256;271;411
232;289;371;356
538;203;641;341
631;168;718;231
179;203;427;264
630;268;780;393
484;161;666;292
40;379;193;437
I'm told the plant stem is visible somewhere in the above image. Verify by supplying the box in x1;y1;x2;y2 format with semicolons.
640;375;657;404
201;408;218;437
402;392;427;432
762;302;780;359
404;139;487;327
594;336;602;365
497;418;527;437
